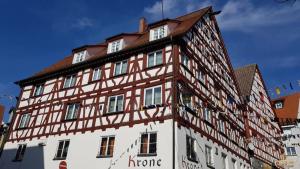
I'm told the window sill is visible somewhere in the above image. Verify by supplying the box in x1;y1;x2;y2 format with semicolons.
113;73;127;78
12;159;23;162
143;104;164;110
89;79;101;84
96;155;113;158
187;158;198;163
181;64;193;75
60;86;76;91
16;127;28;130
137;153;157;157
62;118;77;122
103;111;124;116
145;64;164;70
206;164;215;169
184;106;198;116
53;157;66;161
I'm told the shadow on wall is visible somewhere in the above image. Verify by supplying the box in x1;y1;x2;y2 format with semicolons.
0;146;45;169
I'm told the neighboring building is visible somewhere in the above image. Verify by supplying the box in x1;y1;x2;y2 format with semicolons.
273;92;300;169
235;64;283;169
0;7;252;169
0;105;5;152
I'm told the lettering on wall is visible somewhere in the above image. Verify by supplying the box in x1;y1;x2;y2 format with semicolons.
128;155;162;167
181;156;201;169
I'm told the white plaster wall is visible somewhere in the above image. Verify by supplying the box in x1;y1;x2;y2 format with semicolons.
0;120;173;169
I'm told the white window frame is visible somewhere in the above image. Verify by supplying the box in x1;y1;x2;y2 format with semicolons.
144;86;162;106
147;50;163;67
205;145;214;167
186;135;197;162
65;103;80;120
55;140;70;159
286;147;297;156
33;84;44;96
14;144;27;161
150;25;167;41
98;136;115;157
221;153;228;169
181;53;190;68
203;108;211;123
139;132;157;155
63;75;77;88
18;113;30;128
108;95;124;113
114;60;128;76
219;120;225;133
73;50;87;64
92;67;101;81
232;158;237;169
181;93;192;108
198;70;206;84
108;39;123;53
275;102;283;109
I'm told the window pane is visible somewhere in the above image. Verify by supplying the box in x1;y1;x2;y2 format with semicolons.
62;141;70;158
66;105;73;120
140;134;148;154
121;61;127;74
70;76;76;87
116;96;123;112
148;54;155;67
186;136;191;158
107;137;115;156
145;89;153;105
109;97;116;112
149;143;156;154
154;87;162;104
64;77;71;88
115;63;121;75
156;51;163;65
100;138;108;156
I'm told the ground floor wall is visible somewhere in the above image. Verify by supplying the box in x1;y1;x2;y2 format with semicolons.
0;120;173;169
175;125;251;169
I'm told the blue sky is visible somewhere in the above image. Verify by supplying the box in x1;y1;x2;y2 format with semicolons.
0;0;299;120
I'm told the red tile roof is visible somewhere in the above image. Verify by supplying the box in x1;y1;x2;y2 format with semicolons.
272;92;300;123
16;6;212;85
234;64;257;99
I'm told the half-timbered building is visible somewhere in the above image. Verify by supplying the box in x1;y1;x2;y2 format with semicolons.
235;64;283;169
0;7;251;169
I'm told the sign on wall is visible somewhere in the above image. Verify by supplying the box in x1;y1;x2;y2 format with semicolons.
59;161;67;169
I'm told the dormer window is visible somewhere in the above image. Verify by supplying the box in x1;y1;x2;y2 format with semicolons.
150;25;167;41
108;39;123;54
275;101;283;109
73;50;87;64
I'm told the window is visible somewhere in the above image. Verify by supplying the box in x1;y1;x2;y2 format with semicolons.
18;113;30;128
140;133;157;155
219;120;225;133
63;75;76;88
221;153;228;169
203;108;211;123
151;26;166;41
181;54;189;68
147;50;163;67
65;103;80;120
186;135;197;162
73;50;86;64
232;158;237;169
92;67;101;81
99;136;115;157
108;95;124;113
286;147;297;156
198;70;206;84
114;60;128;76
182;93;192;108
14;144;26;161
109;40;122;53
55;140;70;159
275;102;283;109
205;145;214;167
33;84;44;96
144;86;162;106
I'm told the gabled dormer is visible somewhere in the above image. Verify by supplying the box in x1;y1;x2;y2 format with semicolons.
148;19;180;41
72;44;107;64
106;33;141;54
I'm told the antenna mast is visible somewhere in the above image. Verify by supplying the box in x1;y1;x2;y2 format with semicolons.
161;0;164;19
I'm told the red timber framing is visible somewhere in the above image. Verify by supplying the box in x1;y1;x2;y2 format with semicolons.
245;66;282;165
8;6;252;165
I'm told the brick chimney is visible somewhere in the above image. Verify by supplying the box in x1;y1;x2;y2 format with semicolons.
0;105;4;123
139;17;147;33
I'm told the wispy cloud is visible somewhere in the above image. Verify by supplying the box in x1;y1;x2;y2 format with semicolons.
144;0;214;20
217;0;300;32
71;17;94;29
